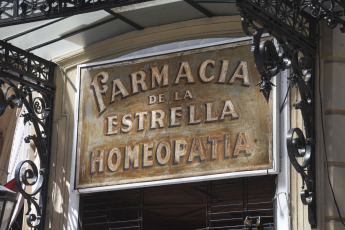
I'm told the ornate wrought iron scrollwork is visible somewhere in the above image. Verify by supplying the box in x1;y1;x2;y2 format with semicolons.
0;77;53;229
15;160;44;228
0;42;54;229
256;31;316;229
237;0;317;227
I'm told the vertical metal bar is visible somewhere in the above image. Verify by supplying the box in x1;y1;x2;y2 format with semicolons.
138;188;144;230
78;196;84;230
4;44;9;67
13;0;19;18
49;62;55;84
0;199;5;225
274;197;278;230
206;182;209;229
206;181;212;229
242;178;245;223
38;93;54;230
58;0;62;11
27;56;31;75
245;178;248;217
308;56;317;228
107;195;110;230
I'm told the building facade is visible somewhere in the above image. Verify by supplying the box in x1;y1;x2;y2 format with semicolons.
0;1;344;230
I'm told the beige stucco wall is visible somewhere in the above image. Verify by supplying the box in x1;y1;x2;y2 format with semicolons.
0;108;17;185
44;15;245;229
316;23;345;230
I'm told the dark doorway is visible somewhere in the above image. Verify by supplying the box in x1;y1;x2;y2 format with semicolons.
79;176;275;230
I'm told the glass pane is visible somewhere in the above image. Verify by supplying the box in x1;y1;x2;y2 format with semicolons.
0;201;15;230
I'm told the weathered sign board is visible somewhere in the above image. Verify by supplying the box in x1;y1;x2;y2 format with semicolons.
75;40;274;189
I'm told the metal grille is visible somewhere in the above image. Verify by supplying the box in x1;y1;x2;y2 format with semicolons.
79;176;275;230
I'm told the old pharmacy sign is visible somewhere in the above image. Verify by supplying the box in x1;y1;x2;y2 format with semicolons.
76;41;274;189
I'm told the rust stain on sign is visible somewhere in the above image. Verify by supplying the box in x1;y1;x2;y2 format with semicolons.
76;41;273;189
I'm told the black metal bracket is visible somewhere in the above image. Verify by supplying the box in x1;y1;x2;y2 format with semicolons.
236;0;345;228
0;40;55;229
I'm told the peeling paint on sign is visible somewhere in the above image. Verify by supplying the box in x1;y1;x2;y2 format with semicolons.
76;41;273;189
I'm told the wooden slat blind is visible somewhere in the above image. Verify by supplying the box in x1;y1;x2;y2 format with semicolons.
79;176;275;230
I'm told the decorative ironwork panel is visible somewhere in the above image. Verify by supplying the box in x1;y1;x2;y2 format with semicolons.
0;40;55;94
0;40;55;229
237;0;317;52
0;0;153;27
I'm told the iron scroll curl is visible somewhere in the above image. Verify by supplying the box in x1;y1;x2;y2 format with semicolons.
287;128;312;173
15;160;43;228
286;128;313;206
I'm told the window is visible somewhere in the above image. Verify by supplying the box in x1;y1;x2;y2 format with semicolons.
79;176;275;230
